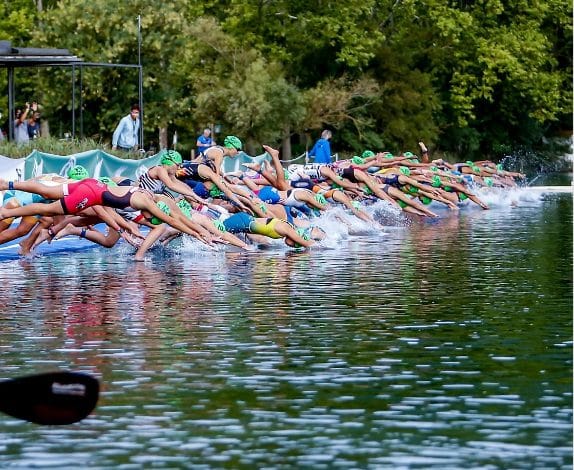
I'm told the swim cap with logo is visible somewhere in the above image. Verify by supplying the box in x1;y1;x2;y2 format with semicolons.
161;150;183;166
67;165;89;180
361;150;375;158
176;199;192;219
223;136;242;151
98;176;118;187
399;166;411;176
296;227;311;240
213;219;226;232
150;201;171;225
351;156;365;165
209;186;225;198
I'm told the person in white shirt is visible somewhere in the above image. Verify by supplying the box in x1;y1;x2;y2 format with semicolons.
112;104;140;151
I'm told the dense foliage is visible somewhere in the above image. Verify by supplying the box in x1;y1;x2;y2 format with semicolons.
0;0;571;161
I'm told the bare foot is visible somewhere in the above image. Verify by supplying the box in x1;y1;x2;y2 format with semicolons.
18;240;34;256
242;162;261;172
54;223;80;240
262;145;280;160
32;227;56;250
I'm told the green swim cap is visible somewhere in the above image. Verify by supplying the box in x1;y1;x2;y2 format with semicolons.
315;193;327;205
383;152;394;159
284;169;290;180
67;165;89;181
404;151;414;157
409;158;420;163
351;200;361;210
399;166;411;176
176;199;192;219
431;175;442;187
471;165;481;173
361;150;375;158
466;160;474;165
363;186;373;196
407;185;419;194
459;192;468;201
98;176;118;187
289;227;311;249
209;186;225;198
421;196;432;205
496;163;503;171
161;150;183;166
150;200;171;225
223;135;242;151
351;156;365;165
213;219;226;232
430;165;439;172
483;176;494;187
296;227;311;241
397;200;408;209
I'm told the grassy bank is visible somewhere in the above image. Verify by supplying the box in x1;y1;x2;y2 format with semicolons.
0;137;148;159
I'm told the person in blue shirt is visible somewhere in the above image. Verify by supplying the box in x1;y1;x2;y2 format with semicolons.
308;129;333;164
112;104;140;151
196;128;215;156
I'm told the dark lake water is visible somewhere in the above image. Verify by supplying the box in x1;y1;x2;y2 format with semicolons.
0;186;571;468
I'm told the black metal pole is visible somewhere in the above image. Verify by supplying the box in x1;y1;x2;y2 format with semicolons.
71;64;75;138
139;65;143;150
8;67;14;141
80;66;83;138
138;15;144;150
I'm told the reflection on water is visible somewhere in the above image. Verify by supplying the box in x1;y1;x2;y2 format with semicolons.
0;191;571;468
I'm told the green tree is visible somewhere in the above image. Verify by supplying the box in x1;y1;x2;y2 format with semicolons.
411;0;572;158
176;17;306;155
35;0;204;149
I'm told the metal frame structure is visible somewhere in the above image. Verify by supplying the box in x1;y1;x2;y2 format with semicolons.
0;40;143;146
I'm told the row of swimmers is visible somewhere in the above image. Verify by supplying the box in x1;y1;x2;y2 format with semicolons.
0;136;525;260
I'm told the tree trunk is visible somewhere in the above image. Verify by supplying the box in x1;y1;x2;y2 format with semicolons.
281;125;292;161
159;127;168;150
41;120;49;138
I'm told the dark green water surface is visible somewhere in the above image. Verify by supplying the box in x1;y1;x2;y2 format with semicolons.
0;191;571;468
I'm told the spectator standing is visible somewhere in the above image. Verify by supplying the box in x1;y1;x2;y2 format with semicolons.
308;129;333;164
196;128;215;156
14;102;33;145
112;104;140;152
27;105;41;140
